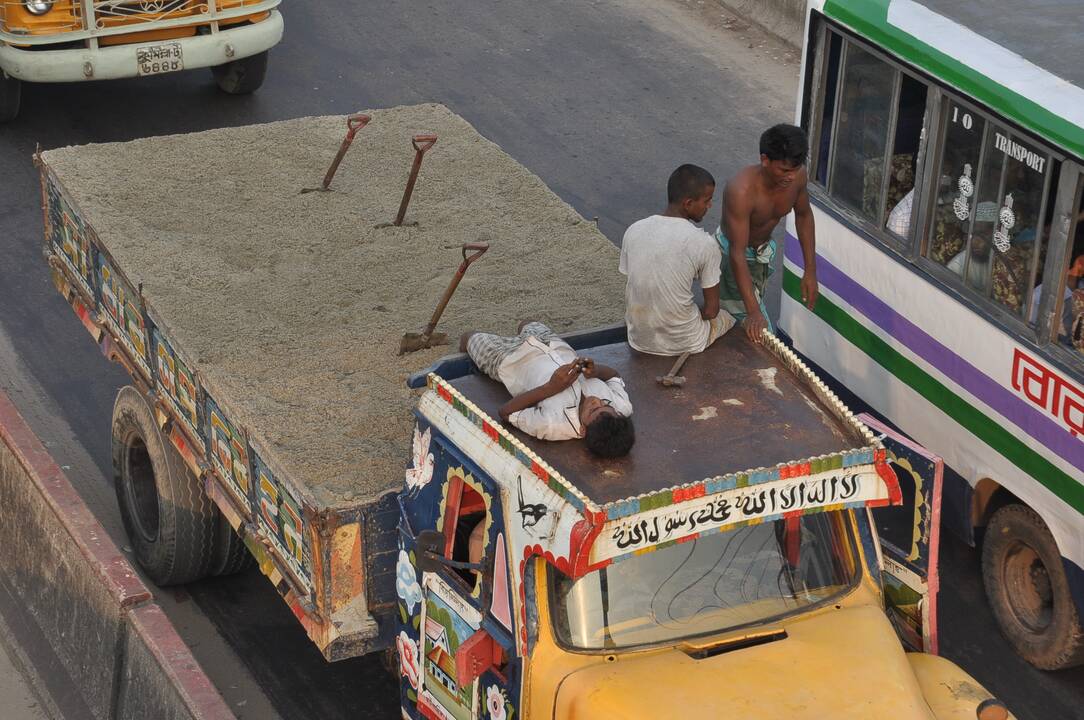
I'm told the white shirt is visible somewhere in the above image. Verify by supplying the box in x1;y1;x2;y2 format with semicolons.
497;336;632;441
620;215;722;355
886;189;913;237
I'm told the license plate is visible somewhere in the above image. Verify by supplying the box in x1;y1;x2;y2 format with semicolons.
136;43;184;76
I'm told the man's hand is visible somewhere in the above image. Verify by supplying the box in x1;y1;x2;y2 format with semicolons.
800;269;819;311
579;358;597;378
743;311;768;343
547;362;581;390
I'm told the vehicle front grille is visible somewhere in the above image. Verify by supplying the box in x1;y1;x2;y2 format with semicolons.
91;0;204;30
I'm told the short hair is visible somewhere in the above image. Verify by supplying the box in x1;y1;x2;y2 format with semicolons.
760;124;808;166
583;414;635;458
667;164;716;204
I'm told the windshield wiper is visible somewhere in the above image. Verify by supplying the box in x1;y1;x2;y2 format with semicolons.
679;629;788;660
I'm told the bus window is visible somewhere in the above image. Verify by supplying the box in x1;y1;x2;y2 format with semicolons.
883;74;928;239
828;43;895;221
926;101;987;275
814;31;842;186
1052;193;1084;355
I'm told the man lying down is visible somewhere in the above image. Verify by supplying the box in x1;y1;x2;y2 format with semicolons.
459;321;635;458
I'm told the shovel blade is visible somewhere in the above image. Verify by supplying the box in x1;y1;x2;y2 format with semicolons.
398;331;449;355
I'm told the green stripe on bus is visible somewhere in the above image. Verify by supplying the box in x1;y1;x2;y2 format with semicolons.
823;0;1084;160
782;268;1084;516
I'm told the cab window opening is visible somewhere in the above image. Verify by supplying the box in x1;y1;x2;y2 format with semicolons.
443;479;487;588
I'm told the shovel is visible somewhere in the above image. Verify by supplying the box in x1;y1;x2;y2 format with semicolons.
300;113;371;193
399;242;489;355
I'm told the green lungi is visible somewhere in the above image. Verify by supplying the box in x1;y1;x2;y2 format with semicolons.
715;228;776;332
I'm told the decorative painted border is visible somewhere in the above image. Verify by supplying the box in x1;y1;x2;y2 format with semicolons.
38;162;323;605
426;374;598;514
603;449;891;520
599;499;875;568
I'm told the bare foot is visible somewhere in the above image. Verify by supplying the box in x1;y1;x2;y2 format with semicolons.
459;331;478;353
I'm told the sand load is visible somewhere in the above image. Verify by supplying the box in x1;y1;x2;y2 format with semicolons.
43;104;626;508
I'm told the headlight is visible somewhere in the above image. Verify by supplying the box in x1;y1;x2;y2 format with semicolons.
24;0;55;15
977;698;1009;720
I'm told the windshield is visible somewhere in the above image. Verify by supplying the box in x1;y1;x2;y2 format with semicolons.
551;512;859;650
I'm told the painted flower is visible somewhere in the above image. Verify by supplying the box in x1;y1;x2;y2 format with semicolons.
405;425;435;492
396;549;422;615
397;631;420;690
486;685;507;720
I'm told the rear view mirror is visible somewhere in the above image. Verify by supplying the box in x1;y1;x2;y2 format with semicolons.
414;528;485;575
456;628;502;686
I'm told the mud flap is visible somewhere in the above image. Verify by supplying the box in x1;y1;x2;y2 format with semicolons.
859;414;943;655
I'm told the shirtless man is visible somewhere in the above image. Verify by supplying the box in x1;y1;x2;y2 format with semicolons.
718;124;818;342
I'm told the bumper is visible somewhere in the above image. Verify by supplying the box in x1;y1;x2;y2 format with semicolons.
0;10;283;83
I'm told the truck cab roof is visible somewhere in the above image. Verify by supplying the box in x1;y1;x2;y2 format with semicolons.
435;329;869;506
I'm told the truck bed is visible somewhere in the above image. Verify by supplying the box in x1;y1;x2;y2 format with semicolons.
448;331;866;505
40;104;625;509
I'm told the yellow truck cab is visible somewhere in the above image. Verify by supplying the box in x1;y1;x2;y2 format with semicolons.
0;0;283;121
396;328;1015;719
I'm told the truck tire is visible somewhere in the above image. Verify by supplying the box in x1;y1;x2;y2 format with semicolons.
210;513;256;576
0;70;20;123
982;504;1084;669
211;51;268;95
112;386;217;586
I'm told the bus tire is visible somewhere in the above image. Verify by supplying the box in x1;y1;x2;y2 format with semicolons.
112;386;217;586
211;51;268;95
210;513;256;576
0;70;20;123
982;504;1084;669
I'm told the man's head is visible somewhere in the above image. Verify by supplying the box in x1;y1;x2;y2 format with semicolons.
579;397;635;458
759;124;808;188
667;164;716;223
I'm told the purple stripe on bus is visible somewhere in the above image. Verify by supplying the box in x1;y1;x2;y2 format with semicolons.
784;233;1084;475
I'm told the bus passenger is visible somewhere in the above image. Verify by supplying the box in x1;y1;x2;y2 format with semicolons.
719;124;818;342
620;164;735;355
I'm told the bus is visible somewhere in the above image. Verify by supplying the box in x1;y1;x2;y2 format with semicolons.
780;0;1084;670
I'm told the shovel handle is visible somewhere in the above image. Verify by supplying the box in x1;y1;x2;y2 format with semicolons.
346;113;372;138
412;134;438;154
422;243;490;335
461;242;489;267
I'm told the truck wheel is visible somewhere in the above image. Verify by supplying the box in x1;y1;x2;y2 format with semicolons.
0;70;20;123
112;386;217;586
982;504;1084;669
211;51;268;95
210;513;256;576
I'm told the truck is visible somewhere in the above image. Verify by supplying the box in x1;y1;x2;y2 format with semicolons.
1;0;283;122
38;103;1014;717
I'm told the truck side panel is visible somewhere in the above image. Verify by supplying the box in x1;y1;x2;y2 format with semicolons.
39;160;390;660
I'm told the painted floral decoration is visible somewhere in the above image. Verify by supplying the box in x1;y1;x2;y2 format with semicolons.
406;425;435;492
486;685;507;720
397;631;420;690
396;549;422;615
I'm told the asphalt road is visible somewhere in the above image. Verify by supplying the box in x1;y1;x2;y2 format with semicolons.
0;1;1080;718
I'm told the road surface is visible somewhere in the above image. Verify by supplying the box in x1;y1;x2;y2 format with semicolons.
0;1;1079;718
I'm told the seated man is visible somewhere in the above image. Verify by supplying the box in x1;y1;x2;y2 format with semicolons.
460;321;634;458
620;164;735;356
